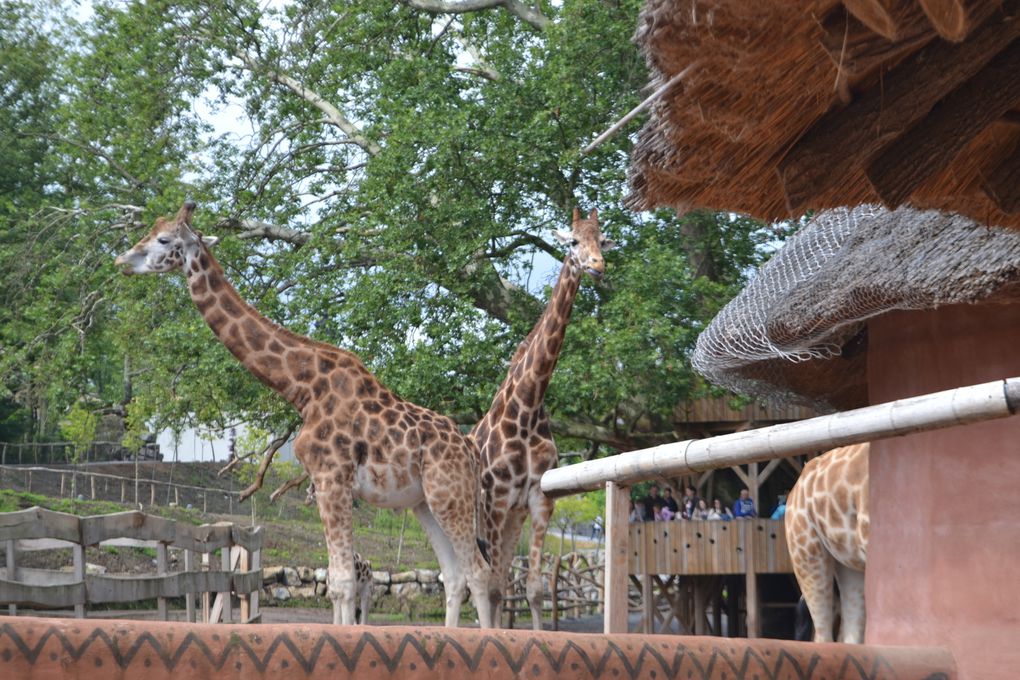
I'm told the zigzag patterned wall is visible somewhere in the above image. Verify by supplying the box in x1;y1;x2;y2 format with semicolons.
0;617;954;679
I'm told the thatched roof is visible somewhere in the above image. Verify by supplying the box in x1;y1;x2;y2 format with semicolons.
691;206;1020;411
626;0;1020;229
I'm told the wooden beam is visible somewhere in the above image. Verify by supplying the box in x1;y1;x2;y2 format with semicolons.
743;523;760;638
603;481;631;634
983;140;1020;213
779;1;1019;213
918;0;1004;41
843;0;932;39
866;40;1020;207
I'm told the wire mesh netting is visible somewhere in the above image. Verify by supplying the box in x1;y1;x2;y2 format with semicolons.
692;205;1020;411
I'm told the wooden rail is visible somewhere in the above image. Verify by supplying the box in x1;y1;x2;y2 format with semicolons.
0;506;261;622
631;519;790;575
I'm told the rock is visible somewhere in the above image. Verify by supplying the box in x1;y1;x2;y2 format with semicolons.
291;585;317;599
390;570;416;584
282;567;301;587
271;586;291;601
438;572;444;583
371;570;390;585
421;581;442;596
314;568;329;583
392;581;421;598
315;582;327;597
297;566;315;583
372;584;389;599
262;566;285;584
415;568;438;583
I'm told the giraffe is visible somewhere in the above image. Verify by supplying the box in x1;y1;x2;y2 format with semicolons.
785;442;869;643
115;201;492;628
353;552;373;624
471;207;614;629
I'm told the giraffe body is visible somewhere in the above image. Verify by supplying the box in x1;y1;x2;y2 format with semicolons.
115;202;492;628
785;443;869;643
471;208;613;629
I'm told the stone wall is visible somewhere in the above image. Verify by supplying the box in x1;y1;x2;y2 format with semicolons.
260;565;441;604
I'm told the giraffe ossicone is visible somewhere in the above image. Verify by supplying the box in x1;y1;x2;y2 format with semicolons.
115;201;492;628
785;443;869;643
472;206;614;629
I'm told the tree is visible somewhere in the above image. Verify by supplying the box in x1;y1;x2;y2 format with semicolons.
0;0;782;470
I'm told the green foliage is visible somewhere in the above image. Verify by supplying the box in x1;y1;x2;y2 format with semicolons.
0;0;784;457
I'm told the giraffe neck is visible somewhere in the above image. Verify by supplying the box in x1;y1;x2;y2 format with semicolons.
185;245;348;413
501;255;582;407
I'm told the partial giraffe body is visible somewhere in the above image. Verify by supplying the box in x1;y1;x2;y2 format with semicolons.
785;443;869;643
353;552;373;625
115;201;492;628
471;208;614;629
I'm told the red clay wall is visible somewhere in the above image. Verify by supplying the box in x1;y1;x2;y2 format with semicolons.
0;616;954;680
867;303;1020;680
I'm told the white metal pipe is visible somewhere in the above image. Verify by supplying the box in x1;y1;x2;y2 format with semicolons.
541;377;1020;497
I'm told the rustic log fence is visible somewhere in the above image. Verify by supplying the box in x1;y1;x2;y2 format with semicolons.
502;551;606;629
0;464;242;514
0;506;261;622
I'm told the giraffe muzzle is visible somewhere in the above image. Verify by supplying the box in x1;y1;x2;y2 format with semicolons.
585;267;604;280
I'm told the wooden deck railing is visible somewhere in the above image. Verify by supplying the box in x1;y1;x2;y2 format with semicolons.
0;506;261;622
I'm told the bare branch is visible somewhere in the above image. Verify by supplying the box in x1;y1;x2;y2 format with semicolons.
403;0;550;30
236;52;382;156
216;426;296;501
269;471;310;504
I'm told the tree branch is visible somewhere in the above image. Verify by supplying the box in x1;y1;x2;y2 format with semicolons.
218;218;312;246
403;0;550;30
236;52;382;156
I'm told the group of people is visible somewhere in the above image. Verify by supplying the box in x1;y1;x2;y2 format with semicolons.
629;484;766;522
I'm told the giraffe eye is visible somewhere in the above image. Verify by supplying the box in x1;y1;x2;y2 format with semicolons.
570;239;579;246
157;237;171;245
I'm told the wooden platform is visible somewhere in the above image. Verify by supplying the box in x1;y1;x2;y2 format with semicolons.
629;519;790;575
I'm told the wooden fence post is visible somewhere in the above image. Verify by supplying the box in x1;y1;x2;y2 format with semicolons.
184;549;197;622
604;481;631;634
73;544;86;619
550;556;560;631
156;543;168;620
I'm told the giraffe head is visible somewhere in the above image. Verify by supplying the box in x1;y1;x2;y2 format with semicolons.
114;201;219;275
553;208;616;280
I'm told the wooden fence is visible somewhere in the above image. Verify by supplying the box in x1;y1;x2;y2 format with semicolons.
502;551;605;629
0;507;262;623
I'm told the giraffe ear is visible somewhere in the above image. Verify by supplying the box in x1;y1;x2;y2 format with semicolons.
200;235;220;249
588;208;598;221
601;238;618;251
553;229;573;245
572;207;581;223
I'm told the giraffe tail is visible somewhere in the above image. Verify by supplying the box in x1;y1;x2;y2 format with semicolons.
476;537;491;565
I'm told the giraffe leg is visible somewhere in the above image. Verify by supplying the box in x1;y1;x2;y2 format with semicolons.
412;503;470;627
492;508;528;628
834;564;866;644
793;549;836;643
526;489;555;631
310;469;357;626
358;581;372;625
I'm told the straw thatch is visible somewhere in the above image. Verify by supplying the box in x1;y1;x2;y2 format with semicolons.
692;205;1020;411
626;0;1020;229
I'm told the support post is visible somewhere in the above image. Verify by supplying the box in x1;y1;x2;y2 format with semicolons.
744;523;760;638
603;481;630;634
222;546;233;623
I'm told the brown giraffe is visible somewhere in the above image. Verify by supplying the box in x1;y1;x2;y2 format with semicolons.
785;443;869;643
353;552;373;624
115;201;492;628
471;207;614;629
